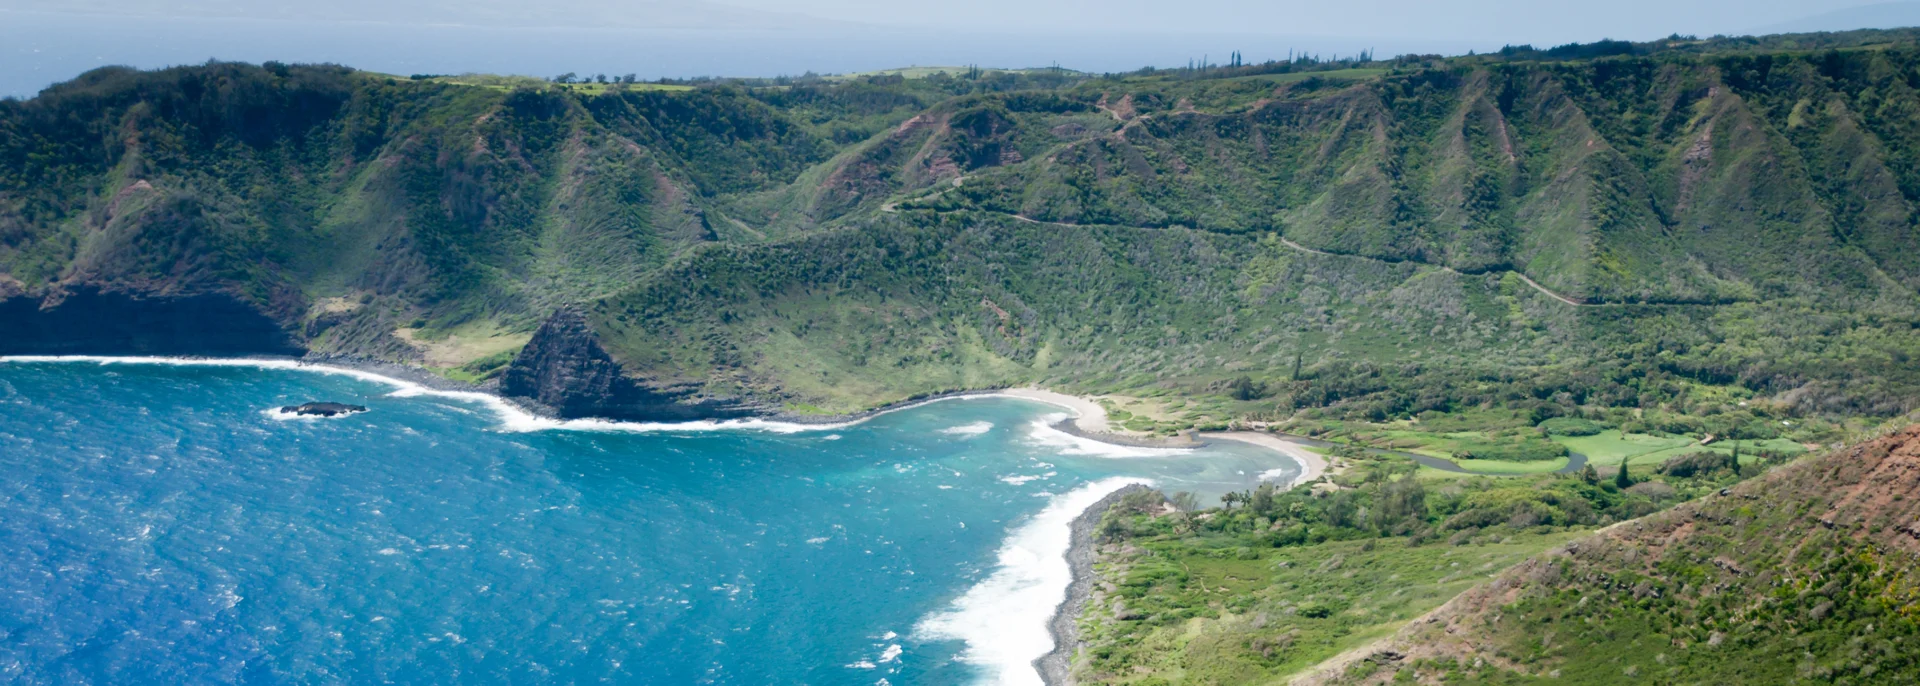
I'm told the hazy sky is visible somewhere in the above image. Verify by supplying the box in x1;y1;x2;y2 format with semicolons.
3;0;1895;45
2;0;1911;98
719;0;1885;45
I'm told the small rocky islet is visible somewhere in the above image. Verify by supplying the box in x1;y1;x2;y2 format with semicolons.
278;402;369;417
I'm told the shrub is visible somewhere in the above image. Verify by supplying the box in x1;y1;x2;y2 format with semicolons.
1538;416;1609;436
1658;451;1738;479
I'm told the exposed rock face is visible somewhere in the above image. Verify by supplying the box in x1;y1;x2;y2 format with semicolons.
0;285;304;356
500;308;761;421
280;402;368;417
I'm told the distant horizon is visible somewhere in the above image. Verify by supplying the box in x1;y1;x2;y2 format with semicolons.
5;2;1920;99
0;11;1479;99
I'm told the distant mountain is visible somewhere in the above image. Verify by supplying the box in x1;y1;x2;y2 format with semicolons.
0;0;846;30
1755;1;1920;34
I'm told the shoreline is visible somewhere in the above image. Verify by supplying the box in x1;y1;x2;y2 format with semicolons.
1036;483;1152;686
0;354;1330;686
1201;431;1335;488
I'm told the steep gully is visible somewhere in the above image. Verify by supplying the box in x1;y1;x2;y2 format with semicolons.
0;216;1596;428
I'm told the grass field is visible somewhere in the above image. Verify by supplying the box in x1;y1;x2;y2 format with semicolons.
1553;430;1807;467
1414;457;1573;480
1223;68;1388;84
821;66;1075;81
410;74;694;93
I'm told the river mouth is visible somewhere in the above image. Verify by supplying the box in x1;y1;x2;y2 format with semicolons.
0;357;1306;684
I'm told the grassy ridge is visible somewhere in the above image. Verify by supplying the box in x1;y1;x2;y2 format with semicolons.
1311;423;1920;685
1073;437;1762;684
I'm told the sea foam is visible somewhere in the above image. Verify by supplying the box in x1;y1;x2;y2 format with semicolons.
1259;466;1297;484
0;356;859;434
939;421;994;437
915;476;1149;686
1022;414;1192;459
0;357;1131;440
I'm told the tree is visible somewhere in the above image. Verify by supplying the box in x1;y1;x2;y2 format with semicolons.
1373;477;1427;533
552;72;577;84
1230;375;1264;401
1615;457;1635;489
1291;352;1304;380
1221;490;1252;510
1580;462;1600;485
1170;491;1200;512
1250;482;1277;515
1323;492;1357;528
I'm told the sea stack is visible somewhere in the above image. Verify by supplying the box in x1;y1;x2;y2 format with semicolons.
279;402;369;417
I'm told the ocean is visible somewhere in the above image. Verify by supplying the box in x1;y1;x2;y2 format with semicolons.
0;357;1302;684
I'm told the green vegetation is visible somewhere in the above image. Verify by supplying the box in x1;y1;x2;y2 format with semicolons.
1321;423;1920;685
7;36;1920;422
1074;444;1762;683
7;28;1920;686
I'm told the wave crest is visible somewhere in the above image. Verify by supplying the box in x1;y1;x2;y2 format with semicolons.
914;477;1149;685
939;421;994;437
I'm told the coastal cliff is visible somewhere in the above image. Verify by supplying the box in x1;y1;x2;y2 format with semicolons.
0;284;304;357
499;308;764;421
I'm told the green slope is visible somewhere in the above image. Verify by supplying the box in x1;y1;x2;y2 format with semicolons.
2;35;1920;417
1304;423;1920;685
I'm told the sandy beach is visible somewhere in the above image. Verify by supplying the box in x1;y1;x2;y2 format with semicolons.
1201;431;1333;488
993;388;1116;434
1008;391;1333;686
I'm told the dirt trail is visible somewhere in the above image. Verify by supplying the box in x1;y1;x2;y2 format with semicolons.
1509;271;1588;306
1272;238;1592;307
945;212;1599;308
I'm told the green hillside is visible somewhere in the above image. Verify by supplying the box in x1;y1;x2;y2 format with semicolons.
2;32;1919;424
1299;422;1920;685
8;28;1920;686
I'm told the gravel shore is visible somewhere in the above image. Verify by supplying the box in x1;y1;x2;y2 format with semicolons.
1036;483;1154;686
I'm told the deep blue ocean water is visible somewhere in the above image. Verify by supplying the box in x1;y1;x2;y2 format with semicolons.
0;358;1301;684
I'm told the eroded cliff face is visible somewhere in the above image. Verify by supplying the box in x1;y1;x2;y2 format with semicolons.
0;284;304;357
499;308;762;421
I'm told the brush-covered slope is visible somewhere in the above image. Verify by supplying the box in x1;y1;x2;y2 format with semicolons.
0;63;863;366
548;212;1577;417
921;54;1920;305
5;36;1920;419
1304;424;1920;684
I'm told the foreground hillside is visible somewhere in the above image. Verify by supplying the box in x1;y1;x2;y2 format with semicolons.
2;31;1919;426
1295;423;1920;684
1069;429;1766;684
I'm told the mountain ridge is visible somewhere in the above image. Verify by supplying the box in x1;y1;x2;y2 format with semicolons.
3;33;1920;423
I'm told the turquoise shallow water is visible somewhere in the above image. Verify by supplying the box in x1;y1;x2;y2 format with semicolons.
0;358;1301;685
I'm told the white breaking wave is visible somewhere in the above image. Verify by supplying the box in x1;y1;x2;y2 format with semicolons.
1022;414;1192;458
1;357;1137;441
262;408;319;422
0;356;860;434
915;476;1150;686
1258;467;1295;483
939;421;994;437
